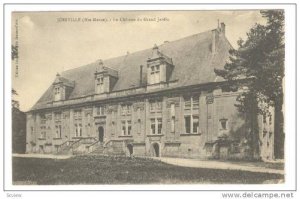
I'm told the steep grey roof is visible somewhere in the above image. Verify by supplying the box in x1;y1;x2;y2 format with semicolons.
31;29;232;111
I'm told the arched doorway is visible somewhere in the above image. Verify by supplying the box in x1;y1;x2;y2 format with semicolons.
127;144;133;157
152;143;160;157
98;126;104;142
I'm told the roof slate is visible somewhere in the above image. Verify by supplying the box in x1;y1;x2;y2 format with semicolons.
31;29;232;111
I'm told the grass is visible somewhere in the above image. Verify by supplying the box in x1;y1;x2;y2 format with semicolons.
12;155;284;185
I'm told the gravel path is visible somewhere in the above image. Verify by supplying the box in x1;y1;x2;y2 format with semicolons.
155;157;285;175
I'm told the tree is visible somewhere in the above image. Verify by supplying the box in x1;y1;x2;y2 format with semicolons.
12;88;20;109
214;10;285;159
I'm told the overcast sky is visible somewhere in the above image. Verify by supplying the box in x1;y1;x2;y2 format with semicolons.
12;10;266;112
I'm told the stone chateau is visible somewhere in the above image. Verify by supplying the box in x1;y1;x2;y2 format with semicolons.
26;23;275;160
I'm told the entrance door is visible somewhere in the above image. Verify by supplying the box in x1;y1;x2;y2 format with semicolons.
152;143;160;157
98;126;104;142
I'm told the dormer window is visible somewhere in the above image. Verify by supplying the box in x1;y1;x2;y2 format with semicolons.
150;65;160;84
147;44;173;86
96;76;104;93
52;73;74;102
54;87;60;101
94;59;118;94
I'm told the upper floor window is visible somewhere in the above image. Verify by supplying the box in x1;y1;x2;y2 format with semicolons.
54;112;61;121
75;124;82;137
54;87;60;101
184;95;199;110
150;65;160;84
74;110;82;119
55;125;62;138
40;113;46;124
96;76;104;93
96;106;105;116
121;120;132;136
150;118;162;135
184;115;199;134
149;100;162;112
40;126;46;139
121;104;132;115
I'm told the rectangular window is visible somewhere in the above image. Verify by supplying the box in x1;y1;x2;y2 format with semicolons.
185;116;191;134
75;124;78;137
156;101;162;112
121;120;131;136
96;77;104;93
121;104;131;115
150;118;162;135
137;119;142;134
79;124;82;136
184;96;199;110
122;121;126;135
40;126;46;139
151;119;156;134
74;110;82;118
170;103;175;117
55;125;62;138
185;115;199;134
150;65;160;84
127;120;132;135
54;112;61;121
157;118;162;134
149;99;162;112
171;117;175;133
136;108;141;119
184;98;191;109
193;116;199;133
127;105;132;115
75;124;82;137
96;106;105;115
150;102;155;112
192;96;199;108
54;87;60;101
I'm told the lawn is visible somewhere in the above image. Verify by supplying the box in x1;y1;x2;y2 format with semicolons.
13;155;284;185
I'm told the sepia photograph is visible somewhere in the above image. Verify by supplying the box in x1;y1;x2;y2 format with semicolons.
9;8;289;188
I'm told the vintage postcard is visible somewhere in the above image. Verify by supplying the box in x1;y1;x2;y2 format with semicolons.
3;3;297;198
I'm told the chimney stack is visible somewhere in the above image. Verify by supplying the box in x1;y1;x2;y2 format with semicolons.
140;65;143;86
220;22;225;35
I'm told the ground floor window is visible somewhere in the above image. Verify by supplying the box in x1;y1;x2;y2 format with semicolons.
40;126;46;139
184;115;199;134
75;124;82;137
150;118;162;134
171;116;175;133
55;125;62;138
121;120;132;135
